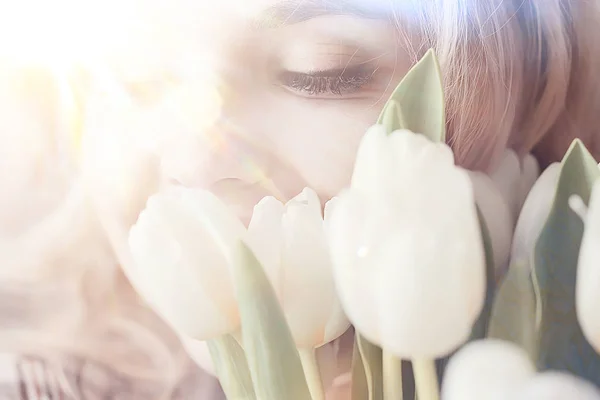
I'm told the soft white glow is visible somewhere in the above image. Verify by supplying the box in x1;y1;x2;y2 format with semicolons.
0;1;122;68
0;0;258;70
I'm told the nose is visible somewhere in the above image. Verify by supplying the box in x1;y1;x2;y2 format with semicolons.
159;116;288;197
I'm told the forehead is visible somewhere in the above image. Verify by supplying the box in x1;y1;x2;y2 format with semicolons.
245;0;393;26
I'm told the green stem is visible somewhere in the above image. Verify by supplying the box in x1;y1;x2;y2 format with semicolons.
412;358;439;400
383;351;403;400
299;348;325;400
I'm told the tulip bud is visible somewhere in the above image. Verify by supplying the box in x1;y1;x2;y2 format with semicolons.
181;336;217;376
129;186;348;350
247;188;350;348
468;171;513;274
515;372;600;400
469;151;540;275
489;149;522;220
442;340;535;400
328;126;485;358
576;181;600;353
128;187;244;340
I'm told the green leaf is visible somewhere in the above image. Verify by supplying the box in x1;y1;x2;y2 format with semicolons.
207;334;256;400
351;334;383;400
379;100;407;136
232;241;311;400
377;49;445;143
487;263;537;358
534;140;600;383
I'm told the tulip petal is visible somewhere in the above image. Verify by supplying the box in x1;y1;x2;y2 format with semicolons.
373;232;479;358
442;340;535;400
281;196;348;347
128;189;243;340
288;187;322;218
577;181;600;353
247;196;285;298
351;125;389;195
323;298;351;349
327;192;379;344
490;149;521;221
175;188;247;261
379;168;484;358
181;336;216;376
469;171;513;274
130;218;233;339
515;372;600;400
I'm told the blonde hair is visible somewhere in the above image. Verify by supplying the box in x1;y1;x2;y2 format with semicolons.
393;0;600;170
1;0;600;396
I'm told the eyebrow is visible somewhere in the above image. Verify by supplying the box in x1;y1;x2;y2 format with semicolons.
255;0;391;28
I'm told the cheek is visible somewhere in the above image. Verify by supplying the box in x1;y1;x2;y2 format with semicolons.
242;94;381;198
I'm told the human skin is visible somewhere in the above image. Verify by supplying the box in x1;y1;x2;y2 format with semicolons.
82;0;413;228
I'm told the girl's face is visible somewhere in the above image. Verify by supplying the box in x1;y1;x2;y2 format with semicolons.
85;0;412;226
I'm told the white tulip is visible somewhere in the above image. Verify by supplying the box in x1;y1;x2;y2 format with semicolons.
489;150;540;220
181;336;217;376
468;151;540;275
576;180;600;353
489;150;522;219
514;372;600;400
328;126;486;358
441;339;535;400
468;171;513;274
511;163;561;269
247;188;350;348
129;185;348;349
128;187;244;340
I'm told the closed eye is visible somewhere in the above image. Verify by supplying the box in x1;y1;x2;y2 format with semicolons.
278;64;378;98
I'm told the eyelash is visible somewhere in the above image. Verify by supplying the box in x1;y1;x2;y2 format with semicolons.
279;65;375;97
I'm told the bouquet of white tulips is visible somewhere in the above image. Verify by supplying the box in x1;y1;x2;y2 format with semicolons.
126;50;600;400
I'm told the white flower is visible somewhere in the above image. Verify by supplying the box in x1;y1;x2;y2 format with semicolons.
576;180;600;353
443;340;600;400
468;171;513;274
180;337;216;376
247;188;350;348
489;150;540;221
328;126;485;358
468;151;540;274
511;163;561;269
128;186;348;348
128;187;244;340
441;340;535;400
515;372;600;400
